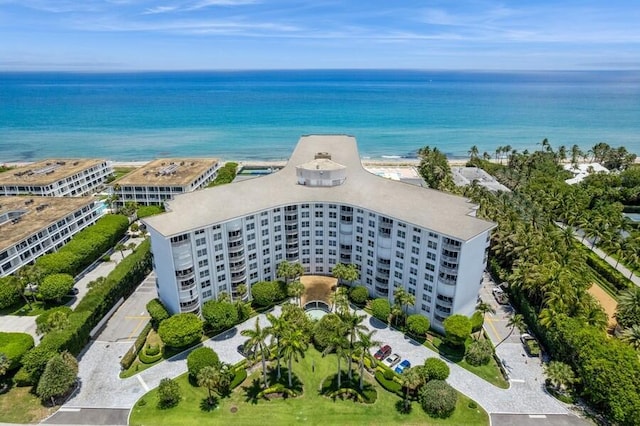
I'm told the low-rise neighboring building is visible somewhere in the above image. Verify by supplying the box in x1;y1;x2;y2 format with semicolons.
0;159;113;197
0;196;105;276
144;135;496;332
452;167;511;192
564;163;609;185
112;158;220;207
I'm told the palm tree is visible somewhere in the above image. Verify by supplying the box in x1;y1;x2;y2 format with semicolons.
341;312;367;380
621;325;640;351
280;327;307;387
333;287;350;315
288;280;305;307
468;145;479;160
198;365;219;405
235;284;248;301
115;243;126;260
323;333;349;388
400;367;424;411
277;261;304;285
332;263;359;287
476;301;496;323
544;361;576;393
355;329;379;390
495;314;526;348
241;318;271;388
616;287;640;330
266;312;287;380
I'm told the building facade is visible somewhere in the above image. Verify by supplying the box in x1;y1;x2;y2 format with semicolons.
0;196;105;276
0;159;112;197
144;135;496;331
112;158;220;207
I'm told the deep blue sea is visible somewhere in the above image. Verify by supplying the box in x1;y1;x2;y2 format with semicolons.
1;70;639;162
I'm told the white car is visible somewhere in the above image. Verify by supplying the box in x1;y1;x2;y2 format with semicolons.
383;353;401;368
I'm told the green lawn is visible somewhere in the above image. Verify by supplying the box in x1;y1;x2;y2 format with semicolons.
0;299;70;316
0;386;54;424
130;347;488;426
423;335;509;389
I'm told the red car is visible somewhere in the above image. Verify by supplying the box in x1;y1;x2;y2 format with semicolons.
374;344;392;361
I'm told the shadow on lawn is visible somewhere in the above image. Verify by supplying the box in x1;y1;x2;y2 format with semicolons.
200;396;219;412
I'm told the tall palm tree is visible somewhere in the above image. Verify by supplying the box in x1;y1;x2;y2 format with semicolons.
266;312;287;380
468;145;479;160
288;280;305;307
544;361;576;393
400;367;424;411
355;329;379;390
241;318;271;388
495;314;526;348
333;287;350;315
323;333;349;388
621;325;640;351
341;312;367;380
280;327;308;387
476;301;496;322
616;287;640;330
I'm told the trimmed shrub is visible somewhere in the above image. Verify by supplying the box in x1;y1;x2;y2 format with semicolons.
39;274;74;303
349;286;369;305
419;380;457;418
36;307;73;335
120;322;152;370
139;346;163;364
375;370;403;397
312;313;345;351
36;353;77;403
201;300;239;333
146;299;170;328
0;332;35;371
187;347;220;380
0;276;22;309
250;281;279;307
470;311;484;333
406;314;431;337
465;339;493;366
208;162;238;187
423;358;450;381
443;314;472;347
383;368;395;381
230;368;247;389
157;377;181;408
371;298;391;322
158;314;203;348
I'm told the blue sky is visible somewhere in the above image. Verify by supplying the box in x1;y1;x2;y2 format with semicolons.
1;0;639;71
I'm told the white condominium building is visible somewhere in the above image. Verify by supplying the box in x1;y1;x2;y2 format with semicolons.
112;158;220;207
0;196;105;276
0;159;112;197
144;135;496;331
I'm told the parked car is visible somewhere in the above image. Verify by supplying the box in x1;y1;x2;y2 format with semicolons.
520;333;541;357
394;359;411;374
374;344;392;361
237;343;255;359
68;287;79;296
492;287;508;305
383;353;401;368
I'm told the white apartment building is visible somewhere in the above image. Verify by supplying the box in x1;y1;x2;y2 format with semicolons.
0;159;112;197
112;158;220;207
144;135;496;331
0;196;105;276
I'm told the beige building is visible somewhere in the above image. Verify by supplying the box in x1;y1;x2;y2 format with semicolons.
112;158;220;207
0;159;112;197
0;196;105;276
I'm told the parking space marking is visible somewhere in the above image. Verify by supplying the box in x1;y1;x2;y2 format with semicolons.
136;375;150;392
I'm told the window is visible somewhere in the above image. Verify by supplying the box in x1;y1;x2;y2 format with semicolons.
397;230;406;238
427;252;436;261
422;304;430;312
246;223;255;231
197;248;207;257
412;235;421;244
315;211;323;218
423;284;433;292
214;243;223;251
261;219;268;226
428;241;438;249
215;254;224;262
199;270;210;278
247;233;255;241
315;220;323;227
198;259;209;267
410;267;417;275
396;241;405;249
196;237;206;246
315;230;323;237
411;246;420;255
261;229;269;236
425;263;435;272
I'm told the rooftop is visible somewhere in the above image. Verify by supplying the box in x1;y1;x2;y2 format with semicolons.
144;135;496;241
0;196;96;249
0;159;108;186
564;162;609;185
114;158;219;187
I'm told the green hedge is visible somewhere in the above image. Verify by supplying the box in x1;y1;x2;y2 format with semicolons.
208;162;238;187
230;368;247;389
374;370;403;397
585;251;632;292
137;206;164;218
0;332;35;371
35;214;129;277
21;240;152;384
146;298;170;328
139;346;163;364
120;321;153;370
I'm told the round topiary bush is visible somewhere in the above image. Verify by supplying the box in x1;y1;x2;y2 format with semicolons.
139;346;163;364
465;339;493;366
145;344;160;356
349;286;369;305
419;379;457;418
158;313;203;348
406;314;431;337
250;281;278;307
371;298;391;322
442;314;472;347
312;314;345;351
201;300;239;332
146;299;170;328
423;358;450;381
187;347;220;380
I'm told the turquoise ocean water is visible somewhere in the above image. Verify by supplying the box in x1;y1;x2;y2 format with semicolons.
1;70;639;162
